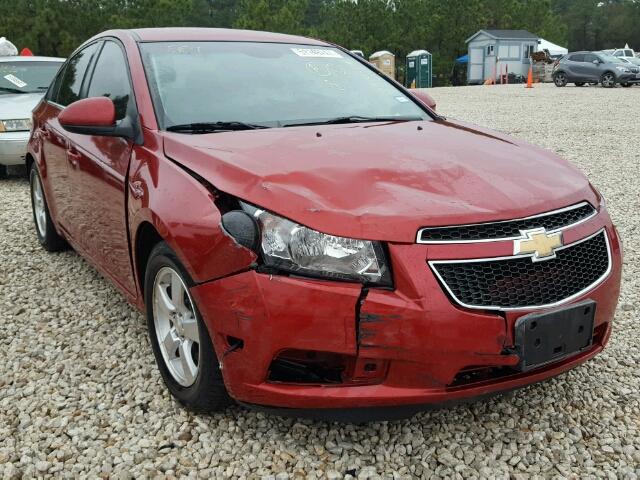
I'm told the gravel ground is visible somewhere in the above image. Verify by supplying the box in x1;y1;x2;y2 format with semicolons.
1;83;639;479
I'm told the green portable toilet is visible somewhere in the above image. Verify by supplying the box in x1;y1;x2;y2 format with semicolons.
405;50;432;88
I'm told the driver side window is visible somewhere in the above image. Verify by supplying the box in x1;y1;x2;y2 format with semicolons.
86;41;133;121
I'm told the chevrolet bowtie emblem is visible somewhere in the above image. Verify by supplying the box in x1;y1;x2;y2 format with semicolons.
514;228;563;262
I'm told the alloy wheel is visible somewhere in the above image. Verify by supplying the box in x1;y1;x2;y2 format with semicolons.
31;172;47;238
152;266;200;387
602;73;615;88
554;73;566;87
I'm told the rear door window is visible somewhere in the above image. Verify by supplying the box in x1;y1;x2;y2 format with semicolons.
54;42;100;106
86;41;133;121
568;54;585;62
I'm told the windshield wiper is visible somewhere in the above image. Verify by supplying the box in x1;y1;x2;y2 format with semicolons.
0;86;28;94
166;121;270;133
283;115;423;127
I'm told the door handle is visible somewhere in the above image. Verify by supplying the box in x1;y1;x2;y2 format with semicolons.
67;147;82;168
41;125;51;139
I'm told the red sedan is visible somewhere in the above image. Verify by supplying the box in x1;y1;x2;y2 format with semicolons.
27;28;622;421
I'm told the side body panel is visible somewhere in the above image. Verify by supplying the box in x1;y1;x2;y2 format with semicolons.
64;131;136;296
127;129;257;297
34;102;71;232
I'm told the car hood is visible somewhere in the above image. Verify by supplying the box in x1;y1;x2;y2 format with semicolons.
0;92;43;119
162;119;597;242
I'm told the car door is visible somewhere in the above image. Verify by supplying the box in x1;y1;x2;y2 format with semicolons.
63;40;138;296
565;54;585;80
582;53;601;81
39;42;100;231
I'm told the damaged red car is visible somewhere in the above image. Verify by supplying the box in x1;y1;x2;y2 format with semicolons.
27;28;622;421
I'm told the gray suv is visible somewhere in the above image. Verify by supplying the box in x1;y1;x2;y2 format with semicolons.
553;51;639;88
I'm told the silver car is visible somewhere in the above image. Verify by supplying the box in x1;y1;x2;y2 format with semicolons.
552;51;639;88
0;56;64;178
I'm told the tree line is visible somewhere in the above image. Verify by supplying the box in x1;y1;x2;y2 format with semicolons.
2;0;639;83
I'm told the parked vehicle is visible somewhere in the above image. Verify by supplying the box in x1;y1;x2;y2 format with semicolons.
28;29;622;420
611;46;635;58
616;57;640;86
0;56;64;178
553;51;639;88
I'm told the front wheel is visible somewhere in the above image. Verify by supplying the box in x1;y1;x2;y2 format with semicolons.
145;242;230;412
554;72;567;87
29;164;68;251
601;72;616;88
0;164;7;179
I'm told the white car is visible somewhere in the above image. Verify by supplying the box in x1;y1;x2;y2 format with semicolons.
0;55;64;178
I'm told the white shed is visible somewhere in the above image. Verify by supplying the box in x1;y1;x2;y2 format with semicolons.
466;29;539;84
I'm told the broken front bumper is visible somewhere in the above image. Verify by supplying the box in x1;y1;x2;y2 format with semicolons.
190;216;622;412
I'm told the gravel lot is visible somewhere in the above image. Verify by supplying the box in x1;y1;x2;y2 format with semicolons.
1;83;638;479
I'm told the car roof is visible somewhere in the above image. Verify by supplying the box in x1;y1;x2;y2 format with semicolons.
120;27;328;46
0;55;65;62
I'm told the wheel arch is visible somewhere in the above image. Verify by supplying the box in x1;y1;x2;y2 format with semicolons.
134;221;164;295
25;152;35;172
128;152;258;296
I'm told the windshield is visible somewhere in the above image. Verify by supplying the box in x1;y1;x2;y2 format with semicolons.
597;53;624;64
0;61;63;94
140;42;430;129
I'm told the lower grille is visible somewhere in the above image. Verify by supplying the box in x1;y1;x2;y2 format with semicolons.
430;230;610;310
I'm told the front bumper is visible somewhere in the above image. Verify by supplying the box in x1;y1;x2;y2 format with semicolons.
618;72;640;83
191;211;622;414
0;131;30;166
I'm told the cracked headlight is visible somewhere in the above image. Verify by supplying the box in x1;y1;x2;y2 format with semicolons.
0;118;32;132
241;203;392;286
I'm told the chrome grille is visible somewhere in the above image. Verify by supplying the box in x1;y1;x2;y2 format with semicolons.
418;202;596;243
429;230;610;311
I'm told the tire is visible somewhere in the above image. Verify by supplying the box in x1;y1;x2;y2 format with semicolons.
553;72;567;87
0;164;7;179
574;82;585;87
29;164;68;252
144;241;231;412
601;72;616;88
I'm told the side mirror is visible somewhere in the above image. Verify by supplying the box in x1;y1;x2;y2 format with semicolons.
411;89;436;111
592;59;600;65
59;97;120;136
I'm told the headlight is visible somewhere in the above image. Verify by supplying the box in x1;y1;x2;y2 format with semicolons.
241;203;392;286
0;118;32;132
615;66;630;73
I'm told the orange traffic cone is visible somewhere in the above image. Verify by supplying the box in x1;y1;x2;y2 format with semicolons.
525;64;533;88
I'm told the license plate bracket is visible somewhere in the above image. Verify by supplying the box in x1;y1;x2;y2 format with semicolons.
514;300;596;371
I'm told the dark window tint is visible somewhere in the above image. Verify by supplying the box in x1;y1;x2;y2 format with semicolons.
584;54;598;63
56;42;100;106
568;54;585;62
48;66;66;101
87;41;131;120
